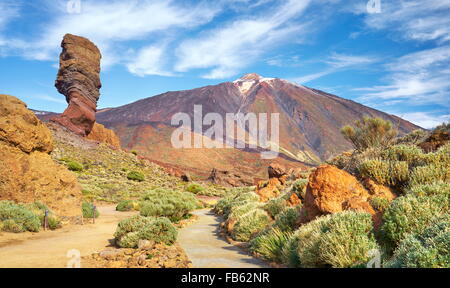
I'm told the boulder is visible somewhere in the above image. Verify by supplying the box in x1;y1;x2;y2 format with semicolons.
51;34;102;136
207;168;253;187
268;163;287;178
0;95;82;216
256;178;282;202
86;122;121;148
300;165;371;222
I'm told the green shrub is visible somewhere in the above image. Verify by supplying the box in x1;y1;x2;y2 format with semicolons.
292;211;378;268
250;228;293;263
231;209;271;242
407;182;450;197
139;189;199;222
317;212;379;268
382;144;424;165
395;129;428;145
215;192;260;219
281;231;302;267
0;201;41;233
82;202;100;219
130;150;138;156
409;164;449;187
385;217;449;268
358;159;409;187
341;117;397;151
264;197;287;218
127;171;145;182
273;207;300;232
185;183;205;194
381;195;449;249
114;215;177;248
116;200;138;212
369;197;390;212
291;179;308;199
67;160;83;172
228;202;262;222
25;202;60;230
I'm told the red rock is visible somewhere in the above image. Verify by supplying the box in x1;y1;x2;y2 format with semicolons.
86;122;121;149
268;163;287;179
51;34;101;136
300;165;370;222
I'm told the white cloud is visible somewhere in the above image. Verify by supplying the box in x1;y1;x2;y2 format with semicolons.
357;45;450;107
398;112;450;129
126;45;173;77
293;53;377;83
2;0;219;68
364;0;450;43
175;0;311;79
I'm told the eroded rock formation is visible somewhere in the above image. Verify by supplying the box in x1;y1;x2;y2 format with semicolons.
0;94;82;216
207;168;254;187
52;34;101;136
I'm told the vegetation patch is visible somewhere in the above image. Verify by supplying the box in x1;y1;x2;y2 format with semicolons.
139;188;200;222
114;215;177;248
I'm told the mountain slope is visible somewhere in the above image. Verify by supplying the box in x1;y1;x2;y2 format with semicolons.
96;74;421;178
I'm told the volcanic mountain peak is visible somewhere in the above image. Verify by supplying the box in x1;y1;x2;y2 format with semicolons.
233;73;275;95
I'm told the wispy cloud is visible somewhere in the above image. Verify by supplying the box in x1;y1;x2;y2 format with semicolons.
31;94;66;104
293;53;378;83
175;0;312;79
126;44;174;77
356;45;450;107
363;0;450;43
1;0;220;67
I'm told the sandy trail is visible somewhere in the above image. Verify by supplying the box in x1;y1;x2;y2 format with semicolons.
178;209;268;268
0;206;136;268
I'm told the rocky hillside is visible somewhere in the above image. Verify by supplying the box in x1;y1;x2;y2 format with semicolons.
95;73;420;177
0;94;82;216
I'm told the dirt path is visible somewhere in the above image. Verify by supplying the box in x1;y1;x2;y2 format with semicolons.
178;209;268;268
0;206;136;268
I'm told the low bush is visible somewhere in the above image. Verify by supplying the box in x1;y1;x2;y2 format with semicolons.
25;202;60;230
358;159;409;187
369;197;390;212
264;197;287;218
185;183;205;194
82;202;100;219
231;209;271;242
281;231;302;267
139;189;199;222
291;179;308;200
273;207;300;232
127;171;145;182
0;201;41;233
407;182;450;197
114;215;177;248
66;160;83;172
409;164;449;187
382;144;424;165
116;200;139;212
215;192;259;219
380;194;449;249
250;228;293;263
385;217;449;268
291;211;379;268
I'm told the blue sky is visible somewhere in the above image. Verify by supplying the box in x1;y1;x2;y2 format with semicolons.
0;0;449;128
